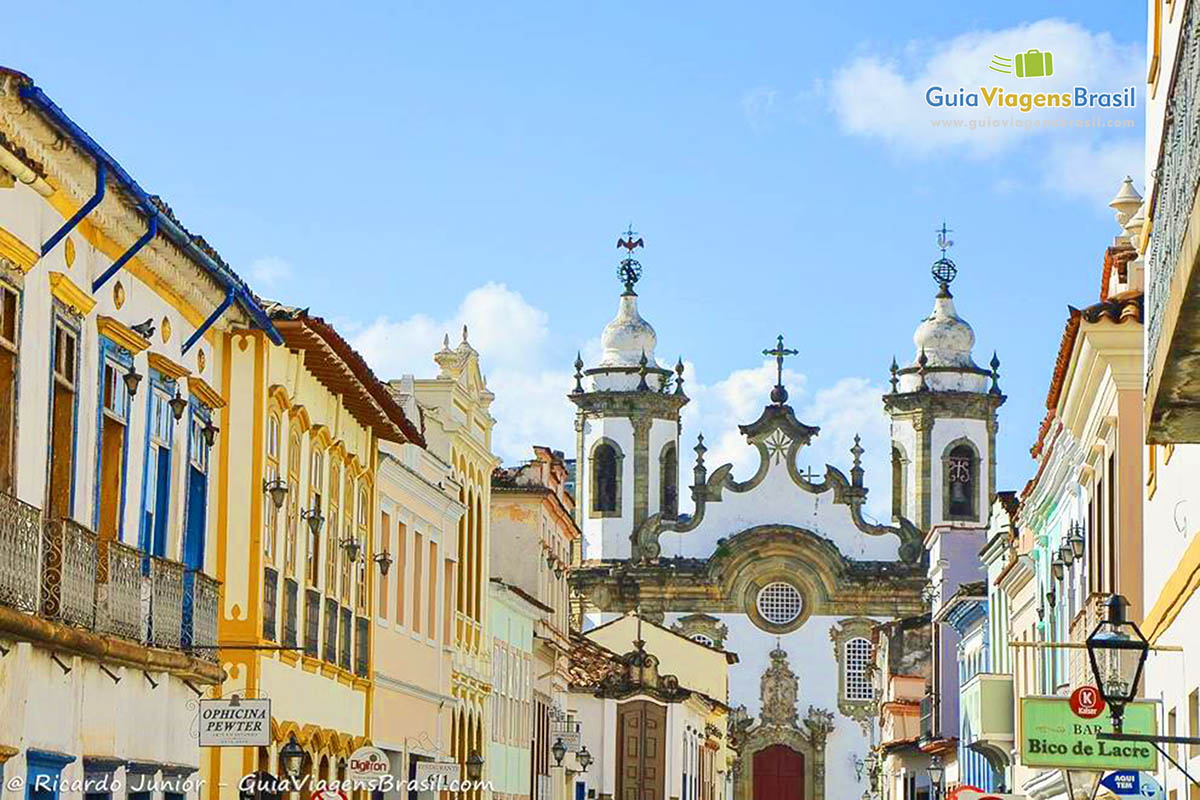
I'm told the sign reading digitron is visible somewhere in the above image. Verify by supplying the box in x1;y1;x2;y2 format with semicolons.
198;698;272;747
1020;697;1157;771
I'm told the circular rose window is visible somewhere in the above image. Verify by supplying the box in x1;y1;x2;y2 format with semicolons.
756;582;804;626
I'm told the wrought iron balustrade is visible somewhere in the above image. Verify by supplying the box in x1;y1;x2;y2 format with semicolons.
185;570;220;661
1147;0;1200;373
41;517;97;628
0;490;40;613
96;538;142;641
147;556;185;649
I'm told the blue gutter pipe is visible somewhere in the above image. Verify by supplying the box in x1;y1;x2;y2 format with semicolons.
17;83;282;346
92;209;156;292
182;287;233;355
41;161;104;256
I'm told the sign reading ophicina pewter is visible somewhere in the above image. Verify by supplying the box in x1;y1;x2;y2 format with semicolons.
1019;696;1157;771
199;697;271;747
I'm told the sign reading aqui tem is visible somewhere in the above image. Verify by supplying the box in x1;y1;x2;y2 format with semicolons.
1020;697;1157;770
1098;771;1164;799
198;698;271;747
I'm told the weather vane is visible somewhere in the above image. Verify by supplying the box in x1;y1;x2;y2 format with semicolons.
616;224;644;293
932;221;957;289
763;334;798;405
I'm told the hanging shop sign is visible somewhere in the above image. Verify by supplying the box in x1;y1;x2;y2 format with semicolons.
1019;696;1157;771
414;761;461;785
198;697;271;747
346;746;390;787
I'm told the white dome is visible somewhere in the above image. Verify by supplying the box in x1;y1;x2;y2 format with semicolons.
599;292;658;368
913;291;977;369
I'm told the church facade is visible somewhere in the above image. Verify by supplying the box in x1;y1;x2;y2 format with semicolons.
569;236;1001;800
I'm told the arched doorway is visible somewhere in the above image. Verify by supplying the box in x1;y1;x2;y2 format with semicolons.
753;744;804;800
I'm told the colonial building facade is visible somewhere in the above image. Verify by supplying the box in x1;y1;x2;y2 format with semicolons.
567;237;995;800
0;68;277;798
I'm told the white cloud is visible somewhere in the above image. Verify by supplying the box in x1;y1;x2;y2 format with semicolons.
353;285;894;519
248;256;293;287
828;19;1143;156
1041;138;1143;203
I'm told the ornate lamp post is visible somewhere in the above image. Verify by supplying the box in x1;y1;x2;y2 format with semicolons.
927;755;945;800
1086;594;1148;733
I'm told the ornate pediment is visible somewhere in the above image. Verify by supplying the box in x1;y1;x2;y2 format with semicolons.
759;644;800;727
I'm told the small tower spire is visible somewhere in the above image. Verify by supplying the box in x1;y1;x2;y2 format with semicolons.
917;348;929;391
889;356;899;394
573;352;585;394
989;351;1002;395
637;350;650;391
933;222;957;298
850;434;865;488
674;357;685;395
693;433;708;487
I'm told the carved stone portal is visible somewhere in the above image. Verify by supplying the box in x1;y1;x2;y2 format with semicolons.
731;645;834;800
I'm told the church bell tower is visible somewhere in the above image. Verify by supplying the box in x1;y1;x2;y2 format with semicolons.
883;226;1005;533
570;230;688;562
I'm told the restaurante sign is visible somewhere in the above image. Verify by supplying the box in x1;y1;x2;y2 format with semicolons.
1020;697;1157;770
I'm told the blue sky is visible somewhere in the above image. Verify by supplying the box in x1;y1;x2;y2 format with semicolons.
6;2;1145;512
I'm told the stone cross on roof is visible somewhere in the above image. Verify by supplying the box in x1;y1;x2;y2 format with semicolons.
763;334;798;405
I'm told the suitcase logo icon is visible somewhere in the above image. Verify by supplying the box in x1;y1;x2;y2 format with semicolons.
989;49;1054;78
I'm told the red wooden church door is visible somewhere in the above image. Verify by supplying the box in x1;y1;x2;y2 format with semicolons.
753;744;804;800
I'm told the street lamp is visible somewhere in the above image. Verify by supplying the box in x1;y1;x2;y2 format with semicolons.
1068;522;1085;559
374;549;393;576
341;536;362;562
1059;543;1074;567
169;388;188;421
927;755;945;800
279;733;305;781
465;750;484;782
301;506;324;536
124;364;143;398
552;737;568;766
263;478;289;511
1086;594;1149;732
1052;556;1065;581
577;745;593;773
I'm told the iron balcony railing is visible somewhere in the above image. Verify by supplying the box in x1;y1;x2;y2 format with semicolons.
1147;0;1200;373
0;489;219;660
0;490;41;612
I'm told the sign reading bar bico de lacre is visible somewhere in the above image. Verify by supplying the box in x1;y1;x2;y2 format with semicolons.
1020;697;1157;770
198;698;272;747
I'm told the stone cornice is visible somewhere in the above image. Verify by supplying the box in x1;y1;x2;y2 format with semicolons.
96;315;152;354
48;270;95;316
882;390;1005;419
569;388;689;419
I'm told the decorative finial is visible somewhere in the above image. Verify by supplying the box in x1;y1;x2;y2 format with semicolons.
573;351;585;394
461;324;469;343
917;348;929;391
850;434;864;488
637;350;650;391
989;351;1002;395
693;433;708;486
442;333;450;348
616;224;645;294
763;334;799;406
932;222;957;296
674;357;685;395
889;356;899;394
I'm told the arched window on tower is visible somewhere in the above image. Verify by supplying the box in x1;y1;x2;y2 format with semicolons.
891;445;906;521
946;442;977;519
660;442;678;519
591;440;621;516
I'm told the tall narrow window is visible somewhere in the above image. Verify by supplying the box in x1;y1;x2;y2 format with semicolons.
285;429;301;574
591;441;619;514
377;511;390;619
341;472;354;604
96;345;131;541
326;462;340;594
412;530;424;636
140;379;175;557
264;412;281;564
844;637;874;700
0;284;18;493
356;485;369;613
444;560;454;643
48;320;79;520
182;405;210;571
396;522;407;626
946;443;976;519
306;448;324;585
891;446;905;520
428;540;438;637
659;442;678;518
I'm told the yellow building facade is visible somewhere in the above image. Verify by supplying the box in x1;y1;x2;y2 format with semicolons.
207;305;422;798
399;329;498;790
